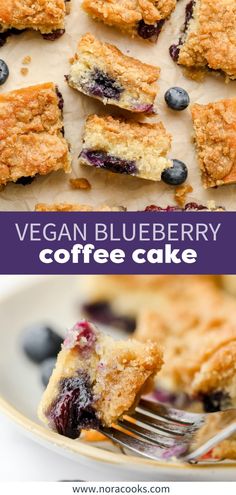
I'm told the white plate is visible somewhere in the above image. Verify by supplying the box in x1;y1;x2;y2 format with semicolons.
0;276;235;481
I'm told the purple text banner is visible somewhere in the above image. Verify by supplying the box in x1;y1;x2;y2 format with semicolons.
0;212;234;274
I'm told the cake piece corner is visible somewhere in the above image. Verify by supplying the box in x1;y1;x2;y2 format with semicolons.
79;114;172;182
0;82;71;186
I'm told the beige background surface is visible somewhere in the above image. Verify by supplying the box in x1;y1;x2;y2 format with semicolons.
0;0;235;211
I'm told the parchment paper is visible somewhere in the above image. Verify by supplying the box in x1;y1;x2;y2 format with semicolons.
0;0;235;211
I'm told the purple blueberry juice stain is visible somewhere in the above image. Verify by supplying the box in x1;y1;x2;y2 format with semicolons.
83;302;136;333
48;373;100;439
145;202;210;211
0;28;26;47
16;176;35;186
145;205;183;212
0;32;9;48
169;44;180;62
202;391;230;413
55;87;64;111
80;150;137;176
83;69;123;101
149;388;193;409
162;444;189;460
169;0;195;62
133;103;154;113
42;29;65;41
137;19;165;40
184;202;208;211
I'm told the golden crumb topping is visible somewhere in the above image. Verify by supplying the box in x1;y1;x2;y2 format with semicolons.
178;0;236;79
82;0;176;36
191;98;236;188
0;0;66;33
0;83;71;185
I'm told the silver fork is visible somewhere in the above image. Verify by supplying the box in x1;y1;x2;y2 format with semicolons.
100;399;236;463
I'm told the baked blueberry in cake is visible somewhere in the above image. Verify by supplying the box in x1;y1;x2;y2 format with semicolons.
79;115;172;182
82;0;176;41
35;203;126;211
191;98;236;188
0;83;71;185
67;34;159;113
0;0;67;45
38;320;163;438
169;0;236;80
145;202;224;211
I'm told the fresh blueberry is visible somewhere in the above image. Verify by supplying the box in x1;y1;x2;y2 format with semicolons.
21;324;63;363
165;87;190;111
0;60;9;85
161;159;188;186
40;357;56;387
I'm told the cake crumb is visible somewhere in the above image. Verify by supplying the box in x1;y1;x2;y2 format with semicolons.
20;68;29;76
175;184;193;208
70;178;91;190
82;430;106;442
183;67;206;82
22;56;32;65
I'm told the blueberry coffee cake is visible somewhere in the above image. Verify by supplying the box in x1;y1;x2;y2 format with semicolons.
67;34;160;113
0;83;71;185
0;0;67;46
82;275;215;333
38;320;163;438
191;98;236;188
134;282;236;458
35;203;126;211
82;0;176;41
222;276;236;297
136;313;236;459
79;115;172;181
169;0;236;80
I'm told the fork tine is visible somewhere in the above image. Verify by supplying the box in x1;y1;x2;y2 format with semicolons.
100;426;179;461
118;418;188;449
132;411;189;436
139;399;204;425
